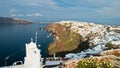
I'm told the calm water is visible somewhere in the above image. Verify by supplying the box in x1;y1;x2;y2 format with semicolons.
0;24;53;66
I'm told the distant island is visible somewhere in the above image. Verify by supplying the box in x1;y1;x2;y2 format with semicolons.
0;17;34;24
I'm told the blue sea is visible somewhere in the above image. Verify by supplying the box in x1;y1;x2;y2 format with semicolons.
0;23;53;66
0;22;119;67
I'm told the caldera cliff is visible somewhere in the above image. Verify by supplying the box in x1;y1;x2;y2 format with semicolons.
46;22;90;56
46;21;120;56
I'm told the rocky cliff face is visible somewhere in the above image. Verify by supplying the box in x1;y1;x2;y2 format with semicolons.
0;17;33;24
46;23;90;56
46;21;120;56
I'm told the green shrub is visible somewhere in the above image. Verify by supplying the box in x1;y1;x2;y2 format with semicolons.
78;58;113;68
105;43;114;49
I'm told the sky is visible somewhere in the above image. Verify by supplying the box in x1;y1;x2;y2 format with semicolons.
0;0;120;25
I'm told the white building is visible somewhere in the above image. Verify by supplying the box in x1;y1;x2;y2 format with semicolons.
24;38;42;68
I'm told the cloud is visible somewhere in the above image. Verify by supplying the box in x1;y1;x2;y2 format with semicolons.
24;0;57;8
11;12;42;17
10;8;20;17
18;14;24;17
95;7;120;18
11;14;17;16
34;12;42;16
10;8;42;17
10;9;17;13
96;7;112;12
26;12;42;17
26;3;40;6
11;14;24;17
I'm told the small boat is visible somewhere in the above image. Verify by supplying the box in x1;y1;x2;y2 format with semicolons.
47;33;53;38
47;35;50;38
39;27;44;31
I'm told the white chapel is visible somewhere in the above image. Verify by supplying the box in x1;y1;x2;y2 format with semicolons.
24;37;42;68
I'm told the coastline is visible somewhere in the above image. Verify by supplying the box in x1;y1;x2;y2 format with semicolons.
45;21;120;57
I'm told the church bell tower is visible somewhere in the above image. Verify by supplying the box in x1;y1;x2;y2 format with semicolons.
24;32;42;68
